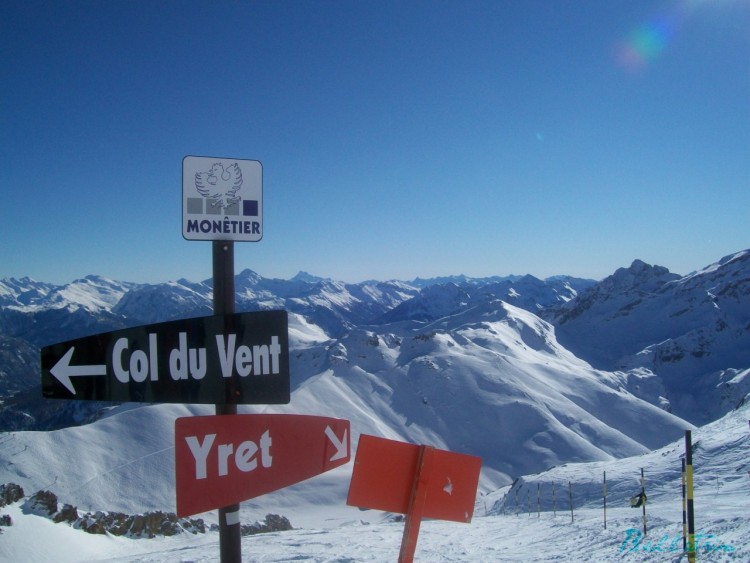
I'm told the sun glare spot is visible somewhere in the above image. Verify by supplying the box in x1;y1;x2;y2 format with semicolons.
615;11;682;72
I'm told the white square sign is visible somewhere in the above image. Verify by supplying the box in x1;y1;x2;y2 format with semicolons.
182;155;263;241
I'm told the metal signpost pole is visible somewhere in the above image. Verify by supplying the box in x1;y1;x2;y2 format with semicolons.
537;482;540;518
552;481;556;517
641;468;647;536
569;481;574;523
685;430;696;563
603;470;607;530
213;240;241;563
681;458;687;552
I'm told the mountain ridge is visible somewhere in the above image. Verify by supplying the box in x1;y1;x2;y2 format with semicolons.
0;250;748;559
2;250;749;430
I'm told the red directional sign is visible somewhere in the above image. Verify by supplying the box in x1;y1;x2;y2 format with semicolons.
175;414;350;517
347;434;482;523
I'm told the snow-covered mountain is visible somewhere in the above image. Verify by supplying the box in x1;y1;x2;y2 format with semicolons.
1;251;749;433
0;250;748;560
0;375;747;562
0;299;699;510
0;269;588;406
376;274;587;325
0;276;136;406
547;250;750;424
0;275;135;315
0;275;133;348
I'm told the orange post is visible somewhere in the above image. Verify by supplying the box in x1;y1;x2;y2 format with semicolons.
399;445;435;563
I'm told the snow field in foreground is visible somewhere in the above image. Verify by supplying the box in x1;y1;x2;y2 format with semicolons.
1;492;747;562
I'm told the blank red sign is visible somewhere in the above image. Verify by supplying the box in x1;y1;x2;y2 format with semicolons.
175;414;350;517
346;434;482;523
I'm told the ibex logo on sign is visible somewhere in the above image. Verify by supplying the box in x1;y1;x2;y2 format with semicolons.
188;161;258;217
195;162;243;212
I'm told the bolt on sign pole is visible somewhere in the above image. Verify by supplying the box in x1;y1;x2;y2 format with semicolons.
603;470;607;530
398;445;435;563
685;430;696;563
213;240;241;563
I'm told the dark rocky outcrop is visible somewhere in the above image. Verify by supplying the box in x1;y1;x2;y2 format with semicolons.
1;482;291;540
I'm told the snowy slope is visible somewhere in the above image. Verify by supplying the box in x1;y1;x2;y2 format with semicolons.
0;336;38;395
552;251;750;373
0;271;420;405
112;279;213;324
0;275;135;315
376;274;588;325
0;251;748;561
549;250;750;425
0;395;747;562
0;275;134;350
0;303;692;516
0;277;56;307
0;269;595;430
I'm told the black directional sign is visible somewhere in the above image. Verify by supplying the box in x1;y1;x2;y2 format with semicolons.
41;311;290;404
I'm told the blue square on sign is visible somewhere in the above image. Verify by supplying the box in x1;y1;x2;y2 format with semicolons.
243;200;259;216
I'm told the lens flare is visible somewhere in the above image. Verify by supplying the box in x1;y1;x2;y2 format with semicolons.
616;13;681;72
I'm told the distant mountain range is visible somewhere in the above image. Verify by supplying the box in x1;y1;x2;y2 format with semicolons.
547;251;750;424
0;250;748;487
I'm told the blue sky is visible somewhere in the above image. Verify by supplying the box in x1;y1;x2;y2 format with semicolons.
3;0;748;285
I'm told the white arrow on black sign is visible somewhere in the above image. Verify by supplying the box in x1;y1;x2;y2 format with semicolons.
50;347;107;395
41;311;290;405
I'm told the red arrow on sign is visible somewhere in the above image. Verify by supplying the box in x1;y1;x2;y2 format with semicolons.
175;414;350;517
